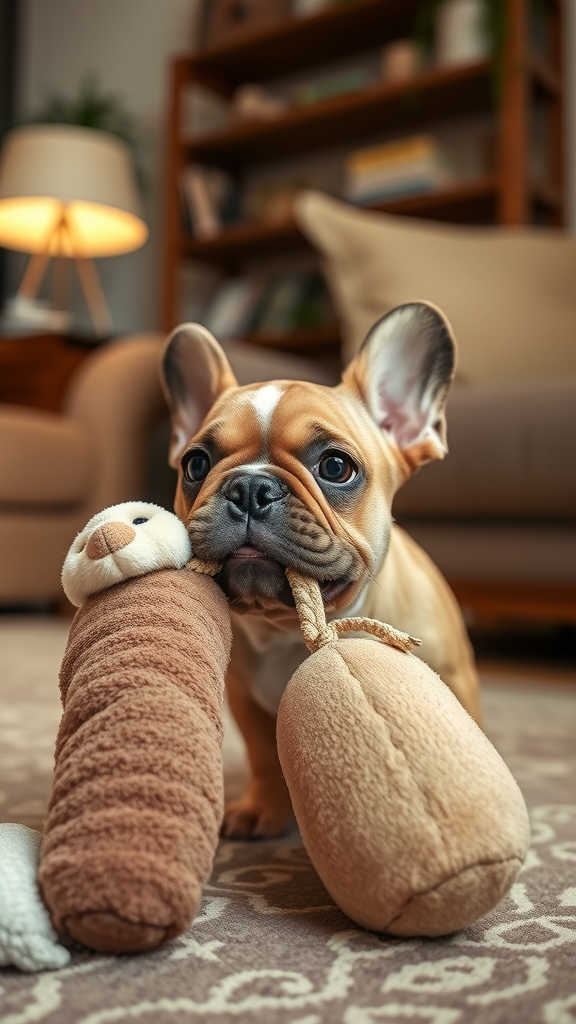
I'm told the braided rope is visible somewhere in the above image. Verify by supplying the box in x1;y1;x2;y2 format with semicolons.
187;558;221;577
187;560;420;655
284;571;339;651
285;568;421;655
332;616;421;652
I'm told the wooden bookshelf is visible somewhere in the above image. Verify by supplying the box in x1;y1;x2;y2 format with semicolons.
189;0;422;86
180;218;304;265
183;61;492;169
162;0;565;344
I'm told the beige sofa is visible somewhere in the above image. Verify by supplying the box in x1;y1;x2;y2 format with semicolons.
294;192;576;623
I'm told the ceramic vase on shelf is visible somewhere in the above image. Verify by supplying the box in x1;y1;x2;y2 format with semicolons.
435;0;489;68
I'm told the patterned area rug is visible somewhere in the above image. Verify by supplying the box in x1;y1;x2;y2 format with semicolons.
1;616;575;1024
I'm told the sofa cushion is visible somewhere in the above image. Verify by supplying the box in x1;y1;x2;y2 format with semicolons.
393;378;576;520
0;407;91;506
294;191;576;382
399;522;576;585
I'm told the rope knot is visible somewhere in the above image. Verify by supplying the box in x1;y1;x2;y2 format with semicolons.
285;568;421;655
308;623;339;653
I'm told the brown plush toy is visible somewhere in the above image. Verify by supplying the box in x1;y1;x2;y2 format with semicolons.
39;502;231;954
277;573;531;937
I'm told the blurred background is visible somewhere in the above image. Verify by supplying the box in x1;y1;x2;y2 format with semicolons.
1;0;575;332
0;0;575;672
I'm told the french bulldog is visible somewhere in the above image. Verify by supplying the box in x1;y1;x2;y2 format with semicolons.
160;301;480;839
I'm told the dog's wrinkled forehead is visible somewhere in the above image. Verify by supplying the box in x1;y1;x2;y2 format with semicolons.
204;382;285;457
200;379;375;457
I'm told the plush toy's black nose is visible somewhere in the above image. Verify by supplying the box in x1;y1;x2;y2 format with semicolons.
223;473;288;520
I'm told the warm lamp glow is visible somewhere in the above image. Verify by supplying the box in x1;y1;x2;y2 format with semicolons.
0;124;148;334
0;196;147;256
0;124;148;257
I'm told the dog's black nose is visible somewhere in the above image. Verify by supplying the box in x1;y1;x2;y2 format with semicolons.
223;473;288;520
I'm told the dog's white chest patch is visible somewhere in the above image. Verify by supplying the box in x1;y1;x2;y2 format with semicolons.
250;384;283;436
233;616;309;716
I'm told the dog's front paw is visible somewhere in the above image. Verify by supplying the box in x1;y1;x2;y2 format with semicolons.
221;787;292;840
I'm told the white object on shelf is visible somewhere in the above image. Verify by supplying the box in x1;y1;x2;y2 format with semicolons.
435;0;489;68
231;85;288;123
2;296;72;332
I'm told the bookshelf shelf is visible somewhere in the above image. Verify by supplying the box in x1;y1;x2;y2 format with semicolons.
189;0;421;88
370;175;499;220
180;217;303;264
184;62;492;170
179;177;501;266
162;0;565;340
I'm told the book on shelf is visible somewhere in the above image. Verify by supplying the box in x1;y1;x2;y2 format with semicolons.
200;271;335;340
201;278;266;339
344;134;459;204
180;165;239;239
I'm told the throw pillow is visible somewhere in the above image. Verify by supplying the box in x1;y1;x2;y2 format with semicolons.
294;191;576;382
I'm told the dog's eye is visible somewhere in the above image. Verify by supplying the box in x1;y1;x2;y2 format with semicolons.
316;450;356;484
183;448;211;483
132;517;148;525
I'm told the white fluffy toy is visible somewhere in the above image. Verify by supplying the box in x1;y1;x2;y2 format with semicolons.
61;501;192;607
0;502;193;971
0;824;70;971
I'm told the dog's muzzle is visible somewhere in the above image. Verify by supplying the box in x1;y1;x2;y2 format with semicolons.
187;469;364;610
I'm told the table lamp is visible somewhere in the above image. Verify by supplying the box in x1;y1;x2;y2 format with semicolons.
0;124;148;334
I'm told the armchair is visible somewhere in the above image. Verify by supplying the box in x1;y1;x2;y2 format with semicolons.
0;335;166;604
0;333;337;605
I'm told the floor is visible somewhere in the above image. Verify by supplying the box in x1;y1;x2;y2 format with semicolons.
1;614;576;1024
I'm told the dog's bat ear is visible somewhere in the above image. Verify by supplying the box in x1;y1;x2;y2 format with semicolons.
160;323;238;467
341;301;456;472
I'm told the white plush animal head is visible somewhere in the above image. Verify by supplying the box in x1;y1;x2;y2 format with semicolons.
62;502;192;607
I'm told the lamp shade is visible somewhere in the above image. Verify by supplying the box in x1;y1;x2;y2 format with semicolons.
0;124;148;257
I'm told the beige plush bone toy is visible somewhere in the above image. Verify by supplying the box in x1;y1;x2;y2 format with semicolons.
277;572;531;936
39;503;231;954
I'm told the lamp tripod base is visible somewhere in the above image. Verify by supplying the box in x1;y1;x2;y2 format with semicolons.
16;214;114;336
